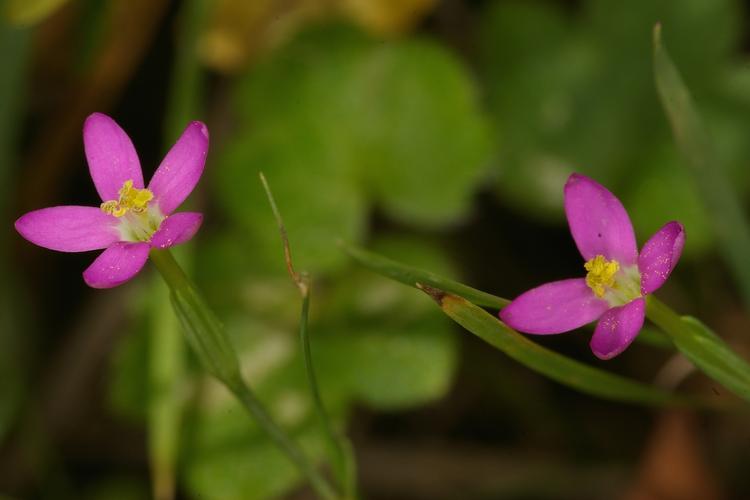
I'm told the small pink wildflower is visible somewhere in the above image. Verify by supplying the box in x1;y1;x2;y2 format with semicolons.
15;113;208;288
500;173;685;359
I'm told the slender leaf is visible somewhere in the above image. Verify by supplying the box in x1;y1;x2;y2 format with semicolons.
647;296;750;402
342;242;508;309
653;23;750;309
345;245;689;405
425;288;687;406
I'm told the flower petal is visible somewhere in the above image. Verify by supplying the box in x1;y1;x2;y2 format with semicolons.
148;121;209;215
15;206;120;252
499;278;610;334
83;242;150;289
564;173;638;265
590;297;645;359
84;113;144;201
150;212;203;249
638;221;685;295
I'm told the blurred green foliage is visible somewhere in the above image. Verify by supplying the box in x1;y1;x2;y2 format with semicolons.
480;0;750;255
219;24;492;273
3;0;748;498
103;1;750;497
0;20;28;444
112;237;458;498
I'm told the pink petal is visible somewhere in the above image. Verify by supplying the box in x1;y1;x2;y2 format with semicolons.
148;121;209;216
84;113;144;201
564;173;638;265
499;278;610;334
638;221;685;295
150;212;203;249
83;242;150;289
15;206;120;252
590;297;645;359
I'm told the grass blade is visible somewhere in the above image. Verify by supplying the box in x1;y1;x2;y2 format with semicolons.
342;242;508;309
647;296;750;403
419;285;688;406
653;23;750;309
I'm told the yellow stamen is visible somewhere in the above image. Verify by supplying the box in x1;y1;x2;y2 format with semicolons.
100;179;154;217
584;255;620;298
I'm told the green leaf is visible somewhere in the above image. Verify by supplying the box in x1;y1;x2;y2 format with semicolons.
217;24;491;272
479;0;750;241
186;428;323;500
217;123;367;274
625;146;713;257
342;242;508;309
436;292;688;406
646;295;750;402
181;316;325;500
350;39;493;225
317;318;456;410
346;244;689;405
653;24;750;307
679;317;750;400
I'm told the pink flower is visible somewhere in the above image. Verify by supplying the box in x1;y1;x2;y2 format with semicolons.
499;173;685;359
15;113;208;288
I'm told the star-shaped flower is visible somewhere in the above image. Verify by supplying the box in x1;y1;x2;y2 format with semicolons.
15;113;208;288
500;173;685;359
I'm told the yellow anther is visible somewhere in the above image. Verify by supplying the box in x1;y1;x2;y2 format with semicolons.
118;179;153;212
100;179;154;217
584;255;620;298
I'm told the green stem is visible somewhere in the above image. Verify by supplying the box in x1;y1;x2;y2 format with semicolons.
259;173;355;498
644;295;685;337
227;378;339;500
148;278;184;500
149;249;339;500
300;289;356;499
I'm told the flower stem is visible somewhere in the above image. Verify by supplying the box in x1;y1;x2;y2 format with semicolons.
149;248;339;500
300;287;357;499
259;172;357;498
644;295;685;337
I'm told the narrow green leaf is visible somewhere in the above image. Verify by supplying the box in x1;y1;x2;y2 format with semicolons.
260;172;353;499
344;243;672;353
345;242;689;405
342;242;508;309
647;296;750;402
653;23;750;309
430;290;688;406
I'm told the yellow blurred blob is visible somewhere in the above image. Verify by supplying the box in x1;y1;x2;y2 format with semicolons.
199;0;438;72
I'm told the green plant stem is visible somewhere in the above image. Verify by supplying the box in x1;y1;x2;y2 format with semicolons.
342;242;508;309
148;279;183;500
227;378;339;500
260;172;355;498
646;295;750;404
300;289;355;499
644;295;685;336
149;249;339;500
